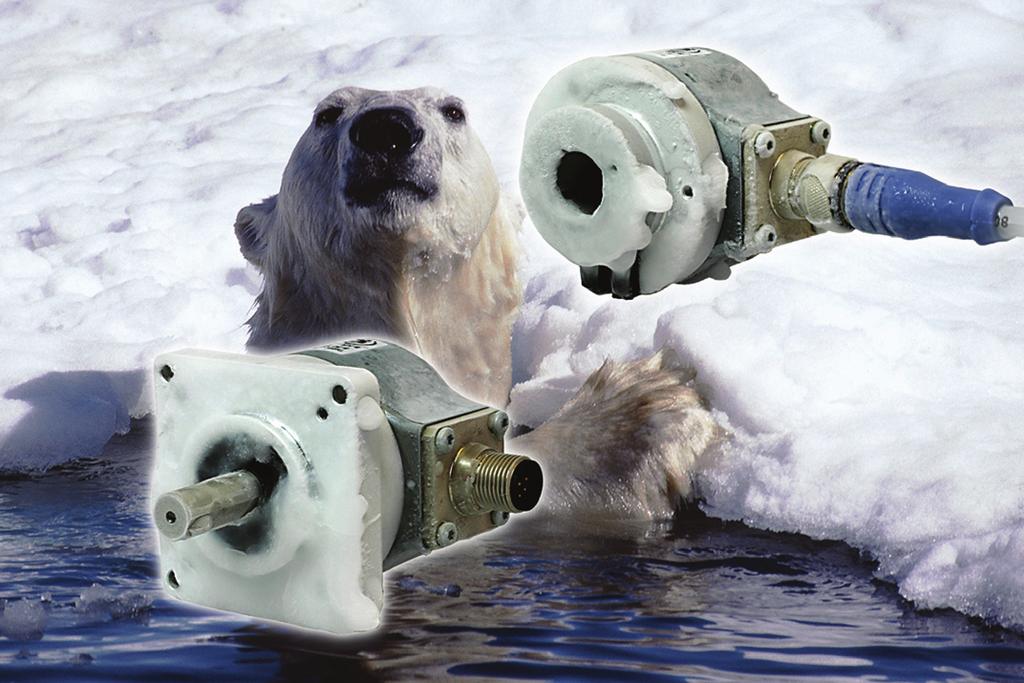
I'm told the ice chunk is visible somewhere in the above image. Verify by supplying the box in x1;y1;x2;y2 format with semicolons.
0;599;48;641
74;584;152;622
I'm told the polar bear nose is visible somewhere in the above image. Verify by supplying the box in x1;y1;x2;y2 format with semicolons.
349;107;424;156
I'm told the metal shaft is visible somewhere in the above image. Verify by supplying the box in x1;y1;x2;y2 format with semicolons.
154;470;262;541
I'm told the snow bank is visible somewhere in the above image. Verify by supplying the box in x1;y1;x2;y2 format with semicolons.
511;231;1024;628
2;0;1023;630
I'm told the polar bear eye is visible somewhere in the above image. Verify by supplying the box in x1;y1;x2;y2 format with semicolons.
315;106;345;127
441;103;465;124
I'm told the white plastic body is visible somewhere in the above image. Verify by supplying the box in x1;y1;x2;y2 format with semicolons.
519;55;728;293
151;349;403;635
998;205;1024;240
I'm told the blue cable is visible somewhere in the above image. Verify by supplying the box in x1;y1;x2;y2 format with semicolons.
843;163;1012;245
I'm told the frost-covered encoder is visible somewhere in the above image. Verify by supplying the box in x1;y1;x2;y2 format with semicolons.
149;339;542;635
520;47;1024;298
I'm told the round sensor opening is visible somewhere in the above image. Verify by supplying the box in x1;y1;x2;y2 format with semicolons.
556;151;603;215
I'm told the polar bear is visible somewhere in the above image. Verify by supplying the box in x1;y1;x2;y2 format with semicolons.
234;86;719;517
235;86;518;408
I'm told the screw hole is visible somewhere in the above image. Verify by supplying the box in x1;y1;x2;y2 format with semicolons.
316;407;329;420
766;140;774;150
768;233;776;242
682;185;694;198
332;385;347;404
159;365;174;382
165;511;176;524
167;571;179;589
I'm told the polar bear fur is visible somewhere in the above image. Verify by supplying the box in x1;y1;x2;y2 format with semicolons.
517;349;720;519
235;86;719;517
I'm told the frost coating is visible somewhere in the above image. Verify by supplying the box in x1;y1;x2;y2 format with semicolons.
151;351;401;635
639;158;729;292
520;104;670;266
520;54;727;290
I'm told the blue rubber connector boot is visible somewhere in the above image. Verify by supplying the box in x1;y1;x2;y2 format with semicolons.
843;164;1012;245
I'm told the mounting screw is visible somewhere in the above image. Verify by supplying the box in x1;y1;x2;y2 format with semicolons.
434;427;456;455
436;521;459;547
490;510;510;526
754;131;776;159
488;411;509;438
810;120;831;145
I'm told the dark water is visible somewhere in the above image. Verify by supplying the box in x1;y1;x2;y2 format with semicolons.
2;424;1024;682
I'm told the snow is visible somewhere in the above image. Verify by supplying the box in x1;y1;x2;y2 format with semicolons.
2;0;1024;631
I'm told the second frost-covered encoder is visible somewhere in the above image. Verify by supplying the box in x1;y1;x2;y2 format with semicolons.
520;47;1023;298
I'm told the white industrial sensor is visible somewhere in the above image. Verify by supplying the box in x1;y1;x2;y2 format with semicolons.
520;48;1021;298
150;339;542;635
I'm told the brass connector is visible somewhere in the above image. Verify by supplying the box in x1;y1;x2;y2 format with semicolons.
769;151;858;233
448;442;543;516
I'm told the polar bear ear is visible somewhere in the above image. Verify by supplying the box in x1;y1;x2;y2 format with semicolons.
234;195;277;268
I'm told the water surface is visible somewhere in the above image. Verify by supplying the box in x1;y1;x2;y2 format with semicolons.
1;424;1023;681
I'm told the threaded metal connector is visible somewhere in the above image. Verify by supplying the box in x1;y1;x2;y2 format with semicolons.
448;442;543;516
